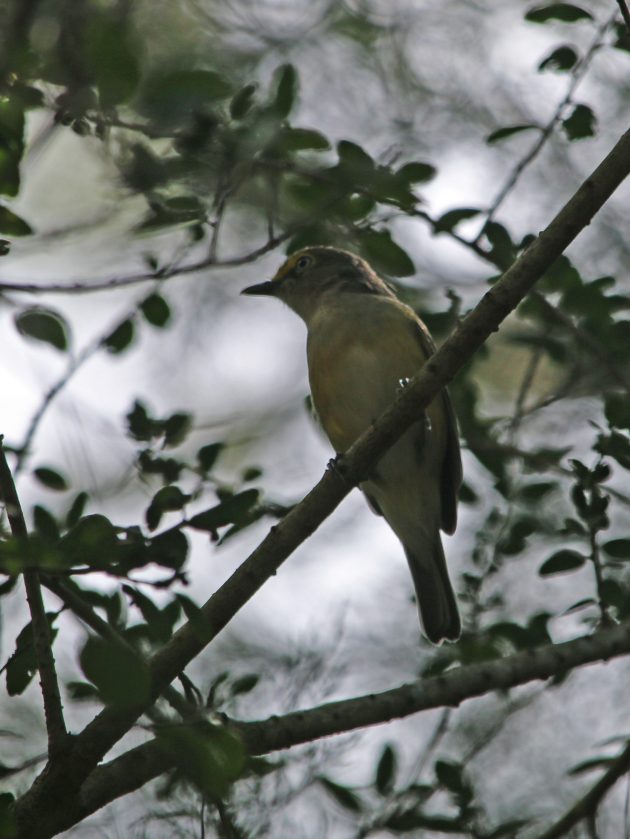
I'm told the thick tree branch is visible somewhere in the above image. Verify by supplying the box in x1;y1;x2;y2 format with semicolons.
26;622;630;836
0;441;68;759
11;125;630;838
535;738;630;839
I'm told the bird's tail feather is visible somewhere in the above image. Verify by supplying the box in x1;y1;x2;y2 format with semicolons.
404;537;460;644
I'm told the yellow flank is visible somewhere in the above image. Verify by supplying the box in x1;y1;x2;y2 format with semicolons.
307;293;434;453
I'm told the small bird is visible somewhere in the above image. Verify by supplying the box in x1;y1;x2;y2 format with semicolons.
242;246;462;643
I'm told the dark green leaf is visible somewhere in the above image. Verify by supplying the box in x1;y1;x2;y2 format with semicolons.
486;124;539;144
434;207;480;233
613;21;630;52
4;613;58;695
384;808;463;832
103;319;135;354
80;636;151;707
0;206;31;235
273;64;298;117
59;514;120;568
33;505;60;542
525;4;594;23
156;722;245;798
273;126;330;153
605;394;630;430
147;529;189;569
187;489;260;533
435;760;465;793
568;756;614;776
375;744;397;794
230;83;257;119
539;549;586;576
33;466;68;491
163;412;192;448
66;492;89;529
602;539;630;560
15;307;68;351
359;229;415;277
396;161;436;183
127;401;156;441
538;45;578;72
140;293;171;327
318;777;363;812
517;481;557;502
230;673;259;695
146;485;190;531
139;70;232;126
88;20;140;106
66;680;101;701
562;103;596;141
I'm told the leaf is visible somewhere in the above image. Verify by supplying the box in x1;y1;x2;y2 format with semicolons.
602;539;630;560
273;126;330;153
103;319;135;354
146;529;189;570
318;777;363;812
139;69;232;126
140;293;171;327
396;161;436;183
66;491;89;529
272;64;298;117
33;466;68;491
486;124;540;144
156;722;246;798
229;83;257;119
88;20;140;106
230;673;259;695
375;744;397;794
197;443;224;472
517;481;557;502
568;756;614;776
15;307;69;351
435;760;465;793
0;206;32;235
539;549;586;576
562;104;596;141
605;394;630;430
538;45;578;72
146;485;190;531
127;401;156;441
187;489;260;533
525;4;594;23
59;514;120;568
80;636;151;707
33;505;60;542
434;207;480;233
359;229;415;277
4;613;59;695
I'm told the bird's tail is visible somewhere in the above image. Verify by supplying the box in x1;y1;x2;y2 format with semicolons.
404;536;460;644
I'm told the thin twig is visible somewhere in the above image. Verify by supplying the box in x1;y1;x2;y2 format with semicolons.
476;10;617;239
535;739;630;839
0;439;68;759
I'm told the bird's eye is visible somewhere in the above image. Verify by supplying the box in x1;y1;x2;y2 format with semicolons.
295;255;312;273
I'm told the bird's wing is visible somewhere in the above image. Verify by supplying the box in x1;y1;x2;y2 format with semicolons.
407;314;462;535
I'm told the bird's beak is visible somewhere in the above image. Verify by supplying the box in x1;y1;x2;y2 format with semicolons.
241;281;277;296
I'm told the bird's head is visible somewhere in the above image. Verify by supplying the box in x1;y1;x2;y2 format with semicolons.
241;246;393;322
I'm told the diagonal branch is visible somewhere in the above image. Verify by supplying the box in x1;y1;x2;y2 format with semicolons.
0;440;68;759
12;125;630;839
535;738;630;839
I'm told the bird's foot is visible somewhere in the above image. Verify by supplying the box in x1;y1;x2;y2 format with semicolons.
327;454;349;484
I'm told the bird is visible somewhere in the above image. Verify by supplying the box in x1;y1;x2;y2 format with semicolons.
242;246;462;643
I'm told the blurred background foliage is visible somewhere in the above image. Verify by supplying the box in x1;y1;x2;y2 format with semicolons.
1;0;630;836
